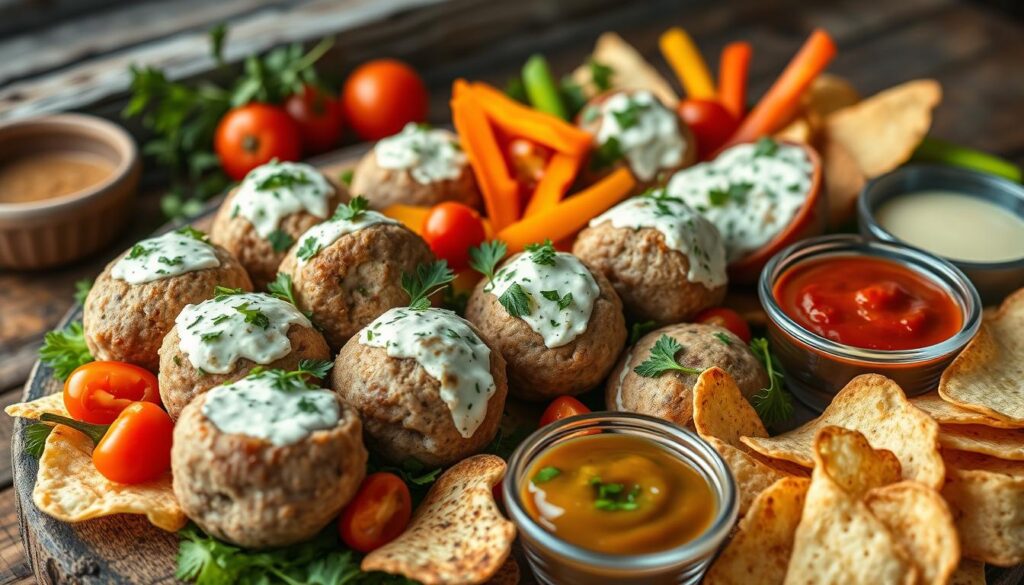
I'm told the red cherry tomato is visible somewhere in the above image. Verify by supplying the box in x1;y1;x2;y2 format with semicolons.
215;103;301;180
677;99;739;160
339;472;413;553
284;85;344;155
92;402;174;484
64;361;161;425
539;396;591;427
694;307;752;343
421;202;486;271
342;59;428;140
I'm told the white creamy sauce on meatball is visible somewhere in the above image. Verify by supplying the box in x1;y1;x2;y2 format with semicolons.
592;91;685;182
374;123;466;185
590;190;728;288
111;231;220;284
231;161;332;238
485;250;600;348
666;139;813;263
294;210;398;264
175;292;312;374
359;307;495;439
203;374;339;446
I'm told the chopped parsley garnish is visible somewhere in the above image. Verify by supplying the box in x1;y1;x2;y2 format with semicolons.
296;397;320;414
127;244;151;259
159;255;185;266
213;286;244;300
589;59;614;91
234;302;270;329
176;226;209;242
540;290;573;310
629;320;657;345
590;136;624;170
24;423;54;459
333;195;370;221
611;99;646;130
753;137;779;158
708;182;753;207
74;279;92;305
590;477;641;512
254;168;311;191
267;229;295;253
749;337;794;427
247;363;331;394
714;331;733;346
498;283;532;318
339;169;354;186
525;240;557;266
296;236;322;261
39;321;93;381
468;240;508;281
212;315;229;325
200;331;222;343
533;466;561;484
401;260;455;310
633;334;704;378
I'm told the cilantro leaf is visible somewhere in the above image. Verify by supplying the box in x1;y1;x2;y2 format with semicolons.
749;337;794;427
468;240;508;281
296;236;322;261
39;321;94;381
498;283;532;318
402;260;455;310
524;240;557;266
24;423;53;459
633;334;704;378
333;195;370;221
267;229;294;253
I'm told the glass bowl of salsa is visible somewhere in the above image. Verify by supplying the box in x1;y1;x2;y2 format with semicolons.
759;234;982;411
503;412;737;585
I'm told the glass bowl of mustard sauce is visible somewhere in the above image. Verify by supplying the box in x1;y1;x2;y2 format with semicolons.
503;412;737;585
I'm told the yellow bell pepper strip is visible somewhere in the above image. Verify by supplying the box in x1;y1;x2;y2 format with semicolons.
913;137;1022;183
523;152;582;218
718;41;752;119
470;82;592;156
522;54;569;120
659;27;716;100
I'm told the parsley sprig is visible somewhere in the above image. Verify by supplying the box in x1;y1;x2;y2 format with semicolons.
468;240;508;281
402;261;455;310
234;302;270;329
749;337;794;427
525;240;557;266
213;286;245;300
296;237;322;262
540;290;573;310
39;321;94;381
267;229;295;253
633;335;704;378
267;273;299;306
333;196;370;222
24;423;54;459
753;136;779;157
177;226;210;242
498;283;532;318
254;167;312;191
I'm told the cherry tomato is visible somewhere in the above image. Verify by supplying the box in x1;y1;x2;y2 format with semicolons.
677;99;739;160
342;59;428;140
421;202;486;271
694;307;752;343
339;472;413;553
63;361;161;425
507;138;552;190
284;85;344;155
539;396;591;427
92;402;174;484
215;103;301;180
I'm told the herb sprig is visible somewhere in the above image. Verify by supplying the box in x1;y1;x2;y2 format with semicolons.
498;283;532;318
39;321;94;381
402;261;455;310
633;335;704;378
749;337;794;427
525;240;557;266
468;240;508;281
333;196;370;222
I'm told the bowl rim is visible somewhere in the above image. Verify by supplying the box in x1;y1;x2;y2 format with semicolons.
0;113;139;216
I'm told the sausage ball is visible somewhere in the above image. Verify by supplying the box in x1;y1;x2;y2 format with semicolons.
211;161;343;290
351;123;480;209
83;229;252;372
332;307;508;467
573;190;728;323
173;373;367;548
464;247;626;401
158;292;330;419
577;89;696;190
607;323;768;426
278;209;433;350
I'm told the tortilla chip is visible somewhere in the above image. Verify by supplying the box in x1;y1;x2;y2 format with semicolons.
5;393;67;419
775;117;814;144
948;559;986;585
571;32;678;106
802;74;861;120
825;79;941;178
938;424;1024;461
783;427;916;585
33;425;185;532
913;391;1024;429
362;455;515;585
864;482;960;585
821;136;866;229
814;425;901;500
741;374;944;488
704;477;809;585
940;288;1024;425
941;449;1024;566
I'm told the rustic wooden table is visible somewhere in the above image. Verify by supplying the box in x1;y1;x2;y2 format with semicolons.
2;0;1023;581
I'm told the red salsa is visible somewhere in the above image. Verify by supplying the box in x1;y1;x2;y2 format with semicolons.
773;255;962;351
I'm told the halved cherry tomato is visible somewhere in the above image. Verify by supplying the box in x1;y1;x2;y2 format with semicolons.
215;103;302;180
64;361;160;425
539;396;591;427
284;85;344;155
677;99;739;160
342;59;428;140
694;307;752;343
339;472;413;553
421;202;486;271
92;402;174;484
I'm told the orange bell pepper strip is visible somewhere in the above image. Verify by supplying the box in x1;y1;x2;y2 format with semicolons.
497;167;636;252
469;83;592;156
523;152;581;218
451;80;519;230
718;41;752;119
659;27;716;100
718;29;836;151
380;204;431;235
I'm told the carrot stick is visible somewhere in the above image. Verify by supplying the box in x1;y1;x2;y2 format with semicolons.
718;41;752;119
719;29;836;151
659;27;716;100
470;83;592;156
523;153;581;217
381;204;431;235
451;80;519;229
498;167;636;252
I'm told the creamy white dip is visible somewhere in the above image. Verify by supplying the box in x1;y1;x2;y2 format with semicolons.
294;209;398;264
592;91;685;182
111;231;220;285
667;139;813;263
175;292;312;374
231;161;332;238
485;249;600;348
590;189;728;288
202;372;340;446
359;307;495;439
374;123;466;185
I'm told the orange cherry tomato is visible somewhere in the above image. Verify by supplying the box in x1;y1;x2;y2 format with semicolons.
694;307;752;343
539;396;591;427
677;99;739;160
421;202;486;271
92;402;174;484
284;84;344;155
339;472;413;553
215;103;302;180
342;59;428;140
63;361;161;425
